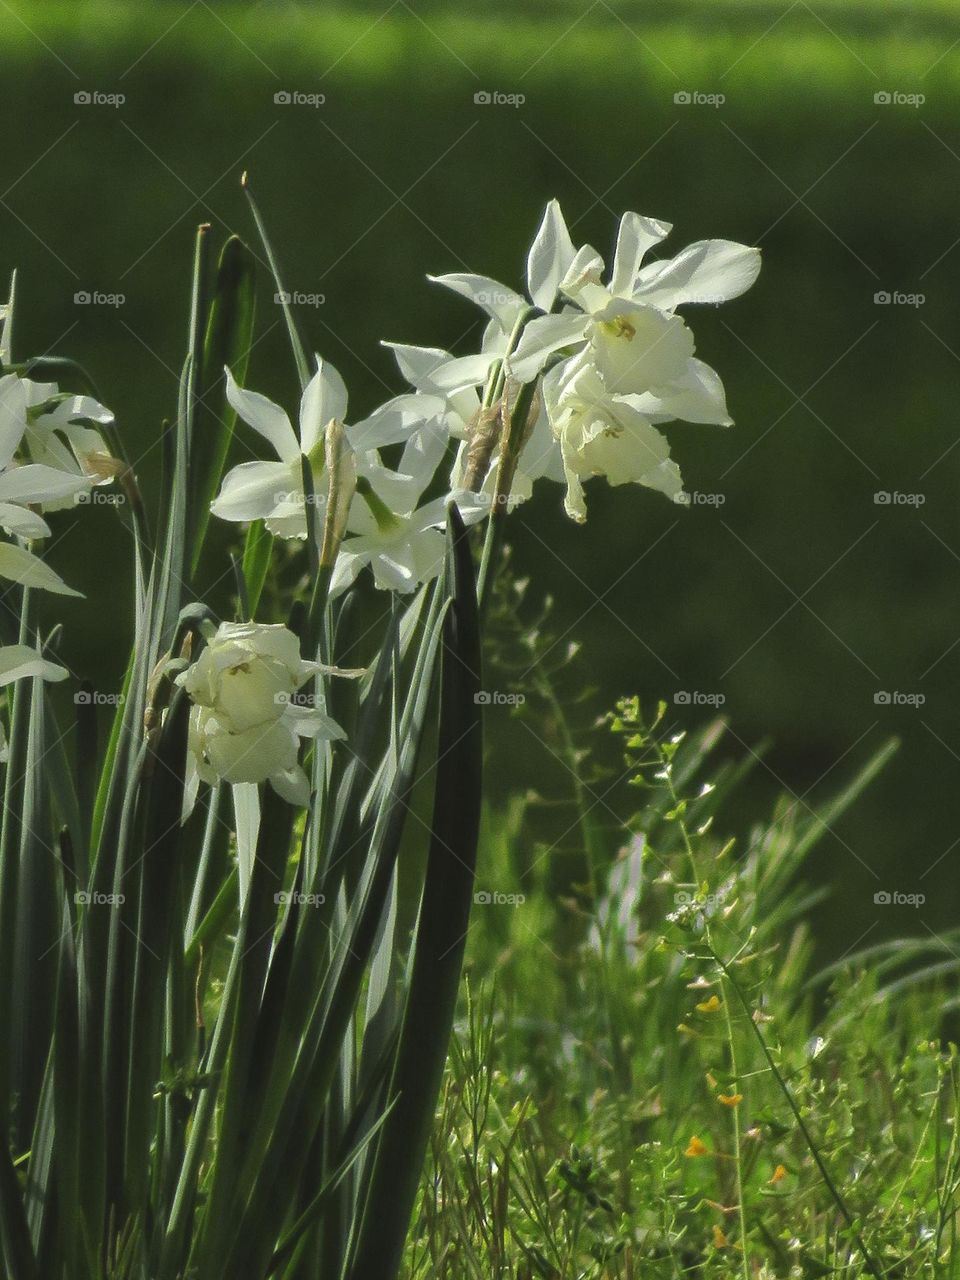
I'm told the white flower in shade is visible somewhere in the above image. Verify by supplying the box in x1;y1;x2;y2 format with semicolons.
211;358;436;540
0;373;98;595
176;621;350;806
0;643;68;761
543;358;682;523
20;378;119;509
383;341;563;507
331;424;486;596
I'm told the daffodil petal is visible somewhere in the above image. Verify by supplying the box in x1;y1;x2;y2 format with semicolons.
299;357;348;456
0;644;68;686
526;199;577;312
0;541;81;596
634;239;761;309
428;273;526;331
224;366;299;462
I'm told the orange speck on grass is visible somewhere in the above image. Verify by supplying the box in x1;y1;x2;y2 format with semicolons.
685;1135;709;1158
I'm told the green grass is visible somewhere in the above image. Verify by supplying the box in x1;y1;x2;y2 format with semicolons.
406;684;958;1277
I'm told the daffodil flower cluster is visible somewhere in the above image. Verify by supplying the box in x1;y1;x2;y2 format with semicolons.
0;303;120;701
395;200;761;521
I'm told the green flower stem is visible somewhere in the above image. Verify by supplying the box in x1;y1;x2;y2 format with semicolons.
0;585;33;1118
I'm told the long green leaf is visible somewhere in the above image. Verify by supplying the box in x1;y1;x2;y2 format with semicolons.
346;503;483;1280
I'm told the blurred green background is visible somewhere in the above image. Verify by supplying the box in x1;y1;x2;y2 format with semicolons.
2;0;959;955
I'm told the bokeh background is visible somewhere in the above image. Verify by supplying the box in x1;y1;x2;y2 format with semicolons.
2;0;959;956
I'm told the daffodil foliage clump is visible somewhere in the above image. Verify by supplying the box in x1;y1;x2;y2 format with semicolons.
0;194;758;1280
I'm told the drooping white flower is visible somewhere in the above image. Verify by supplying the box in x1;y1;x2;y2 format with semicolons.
175;620;350;806
211;358;437;540
543;358;682;523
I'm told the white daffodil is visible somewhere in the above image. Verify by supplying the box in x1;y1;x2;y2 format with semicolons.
384;341;563;508
0;642;68;761
420;203;759;520
330;421;486;596
543;358;682;523
0;373;98;596
211;358;438;541
507;208;760;401
20;377;119;509
176;620;351;806
416;199;574;398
